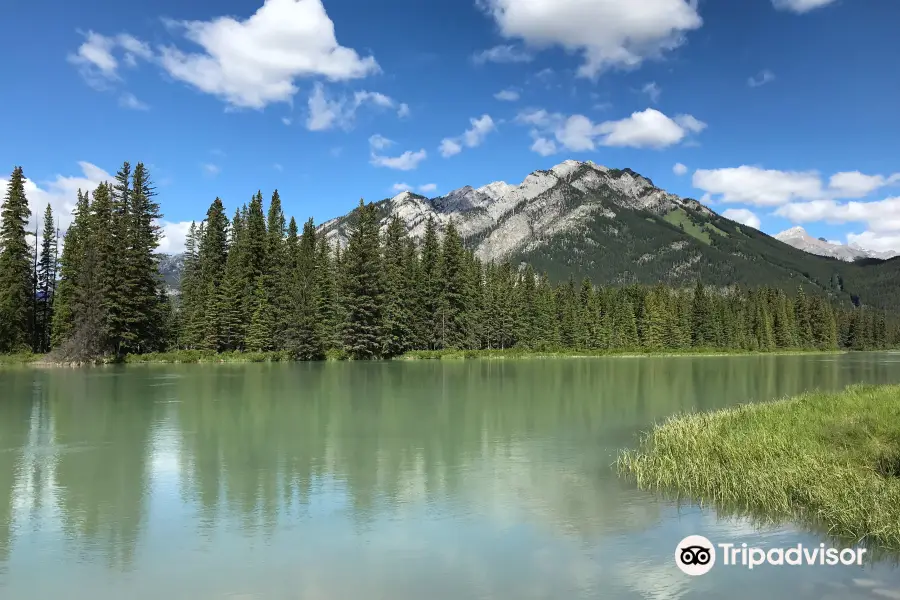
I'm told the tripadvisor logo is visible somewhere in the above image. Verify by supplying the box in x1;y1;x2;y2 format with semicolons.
675;535;868;576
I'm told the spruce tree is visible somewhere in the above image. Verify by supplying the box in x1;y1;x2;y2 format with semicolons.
36;204;58;352
381;216;414;357
418;216;441;349
52;190;89;347
245;276;275;352
690;280;713;348
0;167;33;352
127;163;165;352
287;218;323;360
341;200;384;359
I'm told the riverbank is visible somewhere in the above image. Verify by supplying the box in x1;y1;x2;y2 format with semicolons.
399;348;849;360
0;347;854;366
617;383;900;550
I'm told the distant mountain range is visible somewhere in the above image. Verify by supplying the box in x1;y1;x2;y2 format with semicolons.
157;159;900;311
773;226;899;262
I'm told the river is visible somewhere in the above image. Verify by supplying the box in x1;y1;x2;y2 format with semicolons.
2;353;900;599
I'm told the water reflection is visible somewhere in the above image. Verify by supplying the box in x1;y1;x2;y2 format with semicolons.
0;354;899;599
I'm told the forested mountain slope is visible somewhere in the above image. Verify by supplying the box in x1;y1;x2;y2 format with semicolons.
315;160;898;311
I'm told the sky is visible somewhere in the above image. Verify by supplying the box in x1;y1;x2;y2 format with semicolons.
2;0;900;254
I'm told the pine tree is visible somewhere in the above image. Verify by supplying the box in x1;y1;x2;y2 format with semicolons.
266;190;288;349
690;280;714;348
0;167;33;352
36;204;58;352
341;200;384;359
196;198;229;351
219;209;247;350
417;216;442;349
381;216;414;357
52;190;89;347
245;276;275;352
127;163;165;352
287;218;323;360
795;287;814;348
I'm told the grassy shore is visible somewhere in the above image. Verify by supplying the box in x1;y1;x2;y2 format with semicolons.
0;347;855;366
399;347;847;360
617;383;900;550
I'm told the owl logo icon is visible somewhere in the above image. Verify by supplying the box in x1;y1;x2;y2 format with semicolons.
675;535;716;576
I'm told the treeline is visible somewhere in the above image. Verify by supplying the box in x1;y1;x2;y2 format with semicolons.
174;194;897;358
1;168;897;359
0;163;169;359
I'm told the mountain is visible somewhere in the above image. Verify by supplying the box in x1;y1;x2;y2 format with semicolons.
158;253;184;294
157;160;900;311
774;226;899;262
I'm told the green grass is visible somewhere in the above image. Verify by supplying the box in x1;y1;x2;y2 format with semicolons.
617;383;900;551
0;352;42;365
399;347;845;360
663;208;712;244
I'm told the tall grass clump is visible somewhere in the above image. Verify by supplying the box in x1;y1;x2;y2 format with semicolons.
617;384;900;550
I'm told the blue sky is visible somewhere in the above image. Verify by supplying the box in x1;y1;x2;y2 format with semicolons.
2;0;900;254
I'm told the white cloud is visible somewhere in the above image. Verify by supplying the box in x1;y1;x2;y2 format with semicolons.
368;137;426;171
518;107;704;153
119;92;149;110
694;166;823;206
846;231;900;254
439;115;497;158
392;182;412;192
531;137;558;156
70;1;379;110
368;134;394;151
157;221;193;254
370;149;428;171
694;166;900;206
202;163;221;177
273;163;284;171
748;69;775;87
775;197;900;234
673;163;688;176
642;82;661;103
828;171;900;198
772;0;838;14
439;139;463;158
305;82;405;131
419;183;438;193
472;44;533;64
282;117;292;126
494;89;520;101
397;103;411;118
722;208;761;230
477;0;702;78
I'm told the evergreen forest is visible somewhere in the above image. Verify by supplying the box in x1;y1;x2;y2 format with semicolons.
1;164;898;361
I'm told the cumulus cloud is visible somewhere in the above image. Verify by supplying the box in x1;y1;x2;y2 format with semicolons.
774;197;900;233
494;89;520;101
673;163;688;176
693;166;900;206
305;82;406;131
846;231;900;254
828;171;900;198
73;0;378;110
439;139;463;158
439;115;497;158
392;182;437;194
771;0;838;14
518;107;705;153
472;44;533;64
419;183;438;193
722;208;761;230
477;0;702;77
693;166;822;206
392;182;412;192
368;136;426;171
157;221;194;254
748;69;775;88
531;137;558;156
